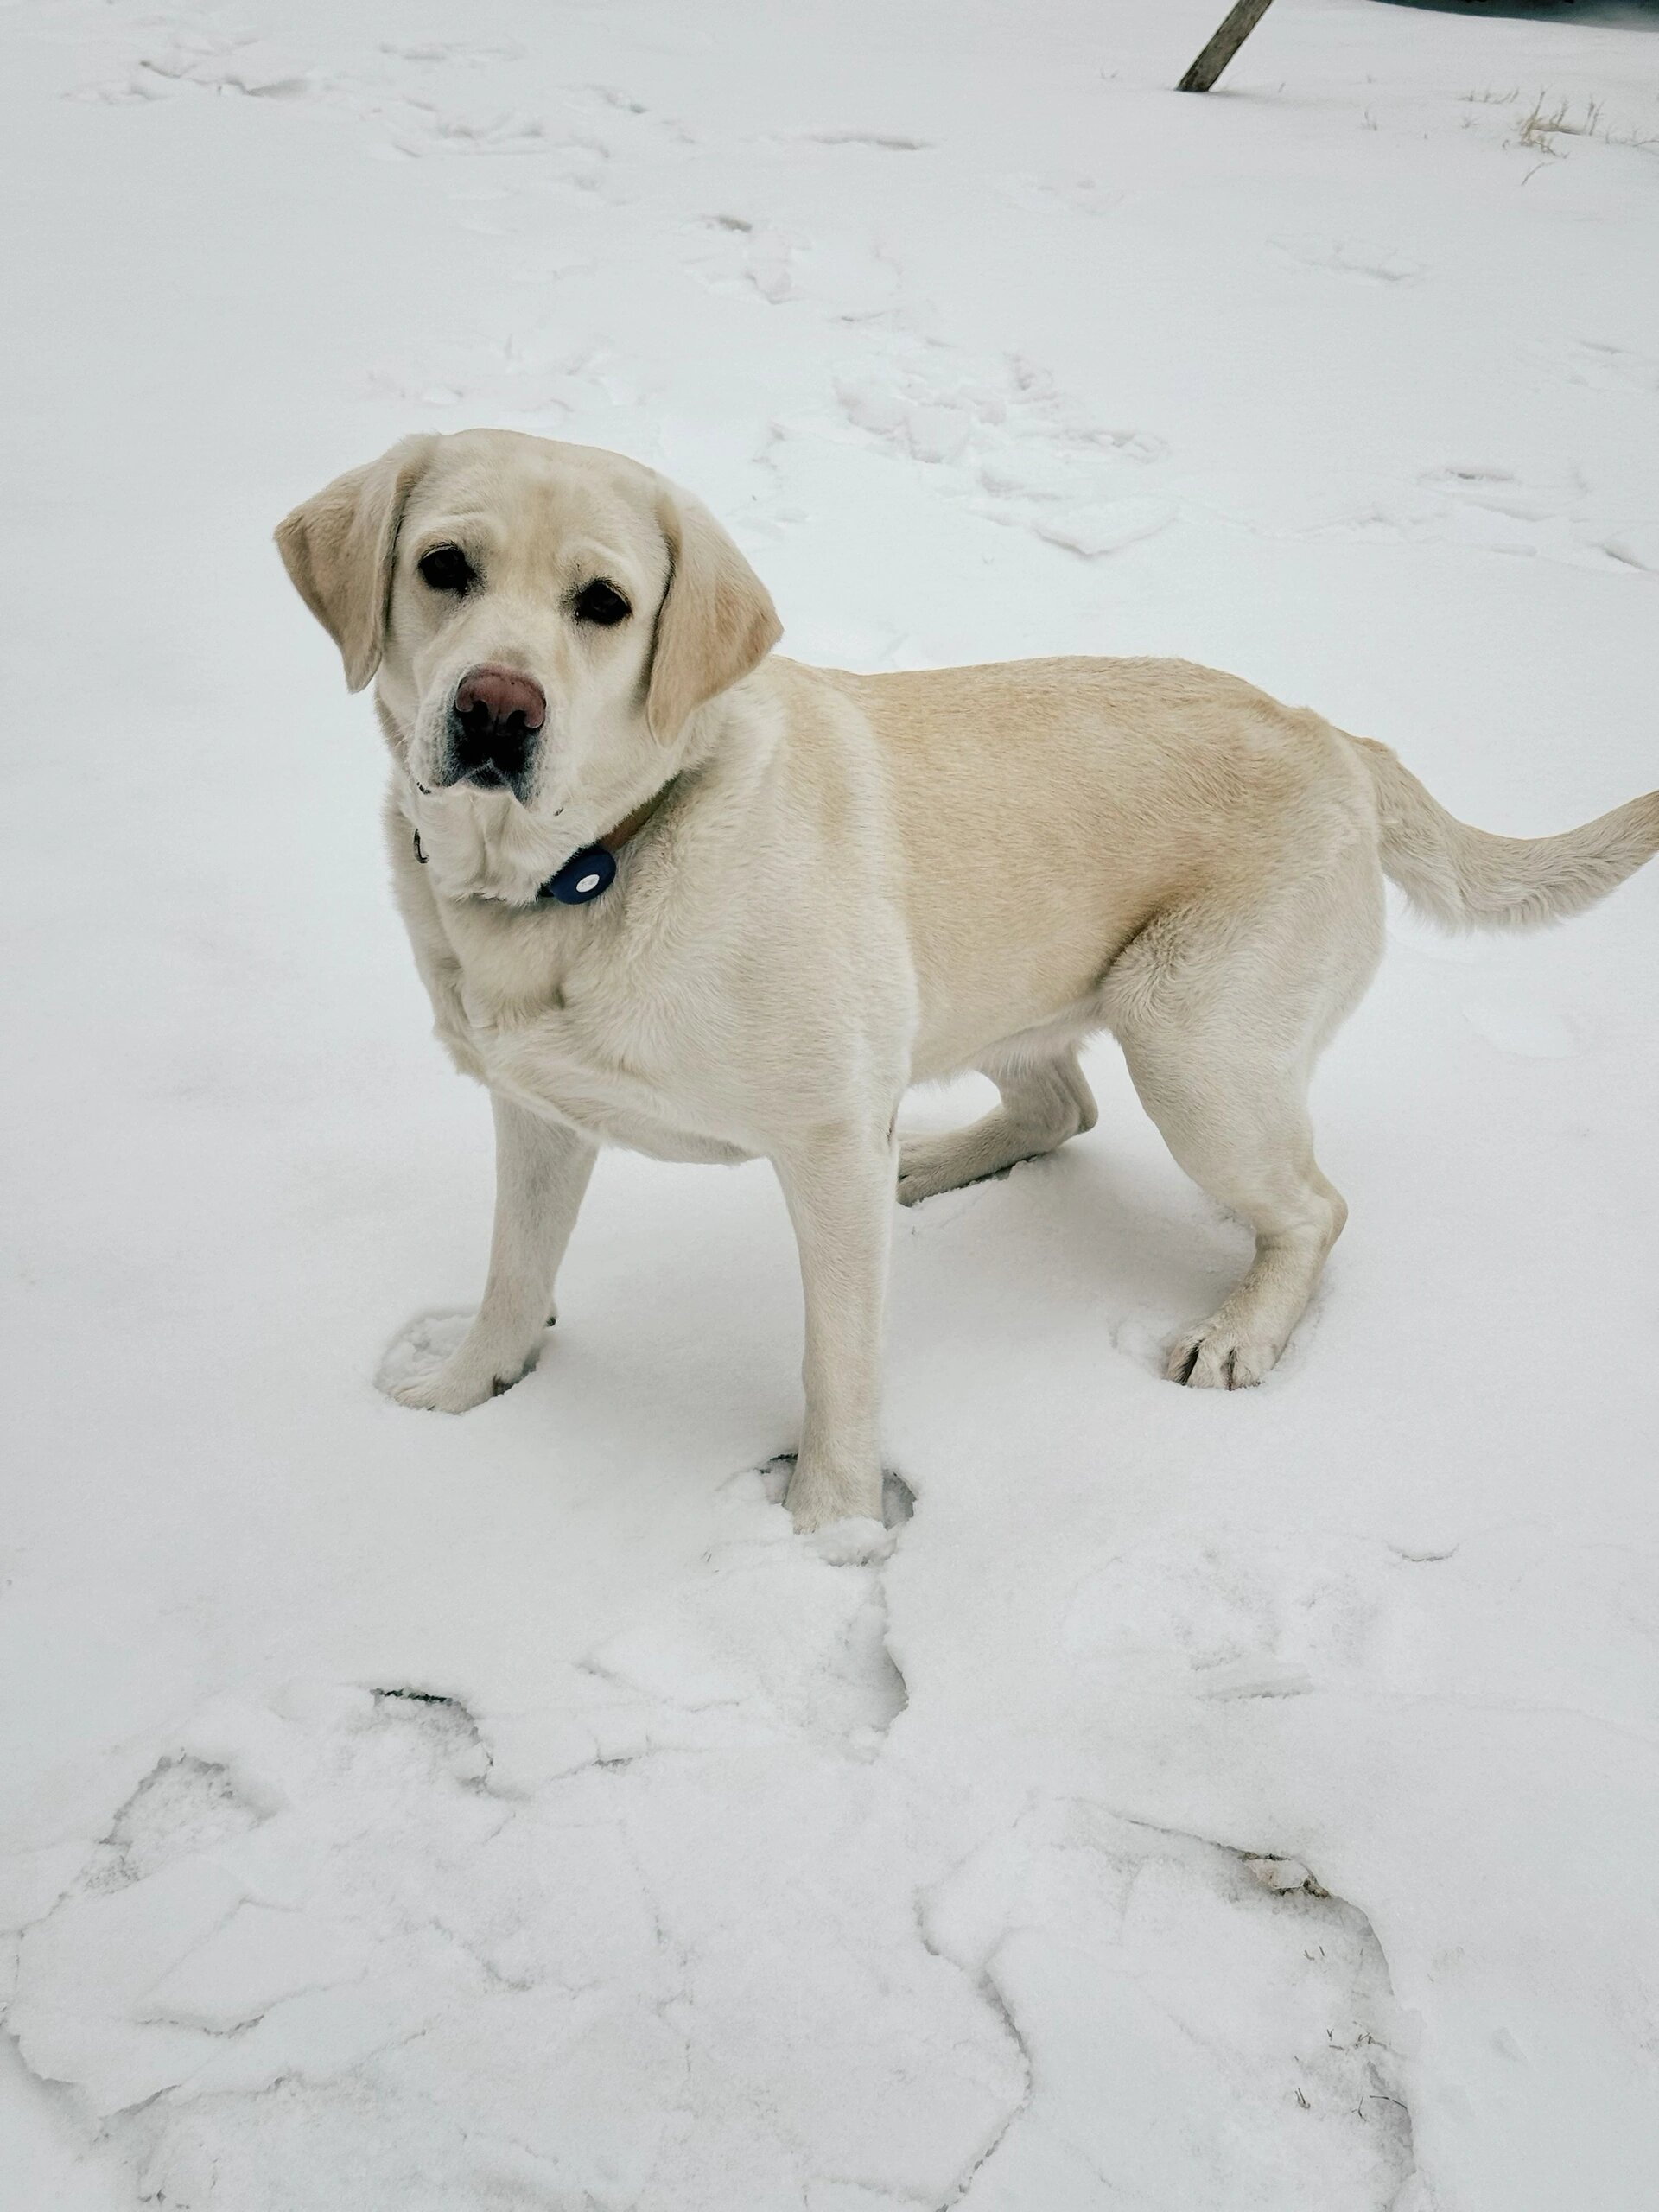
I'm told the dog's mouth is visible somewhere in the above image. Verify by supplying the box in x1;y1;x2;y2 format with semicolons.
416;771;511;795
408;730;530;805
406;769;576;905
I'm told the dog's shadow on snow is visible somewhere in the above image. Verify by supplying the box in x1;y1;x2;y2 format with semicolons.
894;1125;1249;1374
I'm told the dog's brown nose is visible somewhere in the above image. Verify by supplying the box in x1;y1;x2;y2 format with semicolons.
448;664;547;791
454;665;545;733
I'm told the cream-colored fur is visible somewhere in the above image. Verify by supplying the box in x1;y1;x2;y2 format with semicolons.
276;429;1659;1529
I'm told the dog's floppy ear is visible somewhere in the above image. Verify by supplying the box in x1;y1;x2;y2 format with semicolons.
645;484;781;742
275;435;437;692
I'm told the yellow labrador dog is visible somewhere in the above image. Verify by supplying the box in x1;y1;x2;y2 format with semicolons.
277;429;1658;1529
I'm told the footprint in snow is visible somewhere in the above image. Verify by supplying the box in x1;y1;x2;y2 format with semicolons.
73;35;317;104
1546;336;1659;396
8;1660;1014;2207
374;1309;479;1399
1063;1527;1396;1692
1272;235;1425;283
378;41;529;67
830;353;1173;559
1603;525;1659;573
1294;455;1633;575
686;218;904;320
998;171;1124;216
744;127;930;156
570;83;696;144
377;104;549;159
801;129;931;152
362;334;626;427
921;1797;1418;2208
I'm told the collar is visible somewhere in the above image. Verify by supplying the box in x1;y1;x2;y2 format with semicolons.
410;775;678;907
598;779;674;857
536;773;678;905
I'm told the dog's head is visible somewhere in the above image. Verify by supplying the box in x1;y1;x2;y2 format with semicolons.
276;429;780;900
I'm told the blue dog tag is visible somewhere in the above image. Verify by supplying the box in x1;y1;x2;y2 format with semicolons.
538;844;617;905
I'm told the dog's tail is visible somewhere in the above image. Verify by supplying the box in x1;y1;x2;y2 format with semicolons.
1351;735;1659;932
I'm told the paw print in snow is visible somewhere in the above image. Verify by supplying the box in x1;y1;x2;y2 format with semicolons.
686;216;902;320
829;351;1175;557
73;32;316;105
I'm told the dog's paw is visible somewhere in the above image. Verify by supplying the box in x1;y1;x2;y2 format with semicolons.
1166;1322;1274;1392
895;1134;963;1205
896;1128;1009;1205
390;1352;532;1413
377;1310;539;1412
784;1458;885;1534
804;1514;895;1566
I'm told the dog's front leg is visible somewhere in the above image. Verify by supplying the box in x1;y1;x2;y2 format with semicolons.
772;1121;898;1530
394;1094;596;1413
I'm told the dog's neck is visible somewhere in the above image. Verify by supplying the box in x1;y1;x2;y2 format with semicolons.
409;771;681;906
598;776;677;857
537;773;684;905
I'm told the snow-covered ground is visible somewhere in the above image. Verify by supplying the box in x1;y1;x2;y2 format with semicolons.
3;1;1657;2205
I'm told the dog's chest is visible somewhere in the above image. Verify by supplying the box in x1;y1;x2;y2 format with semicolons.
435;898;755;1163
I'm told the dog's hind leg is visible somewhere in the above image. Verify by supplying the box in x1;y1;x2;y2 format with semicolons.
1104;881;1380;1389
897;1044;1098;1206
1129;1039;1346;1390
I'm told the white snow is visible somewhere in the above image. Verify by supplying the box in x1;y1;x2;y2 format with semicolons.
3;1;1657;2207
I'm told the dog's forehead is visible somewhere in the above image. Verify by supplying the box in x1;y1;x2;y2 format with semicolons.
411;434;662;564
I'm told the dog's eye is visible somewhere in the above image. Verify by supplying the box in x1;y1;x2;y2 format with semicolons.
572;578;631;626
418;544;474;594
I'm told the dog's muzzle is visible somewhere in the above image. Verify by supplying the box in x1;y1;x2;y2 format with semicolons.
439;664;546;797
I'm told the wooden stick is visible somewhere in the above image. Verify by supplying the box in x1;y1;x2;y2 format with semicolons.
1178;0;1278;93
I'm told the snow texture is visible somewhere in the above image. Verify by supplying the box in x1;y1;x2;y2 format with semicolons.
3;1;1657;2207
